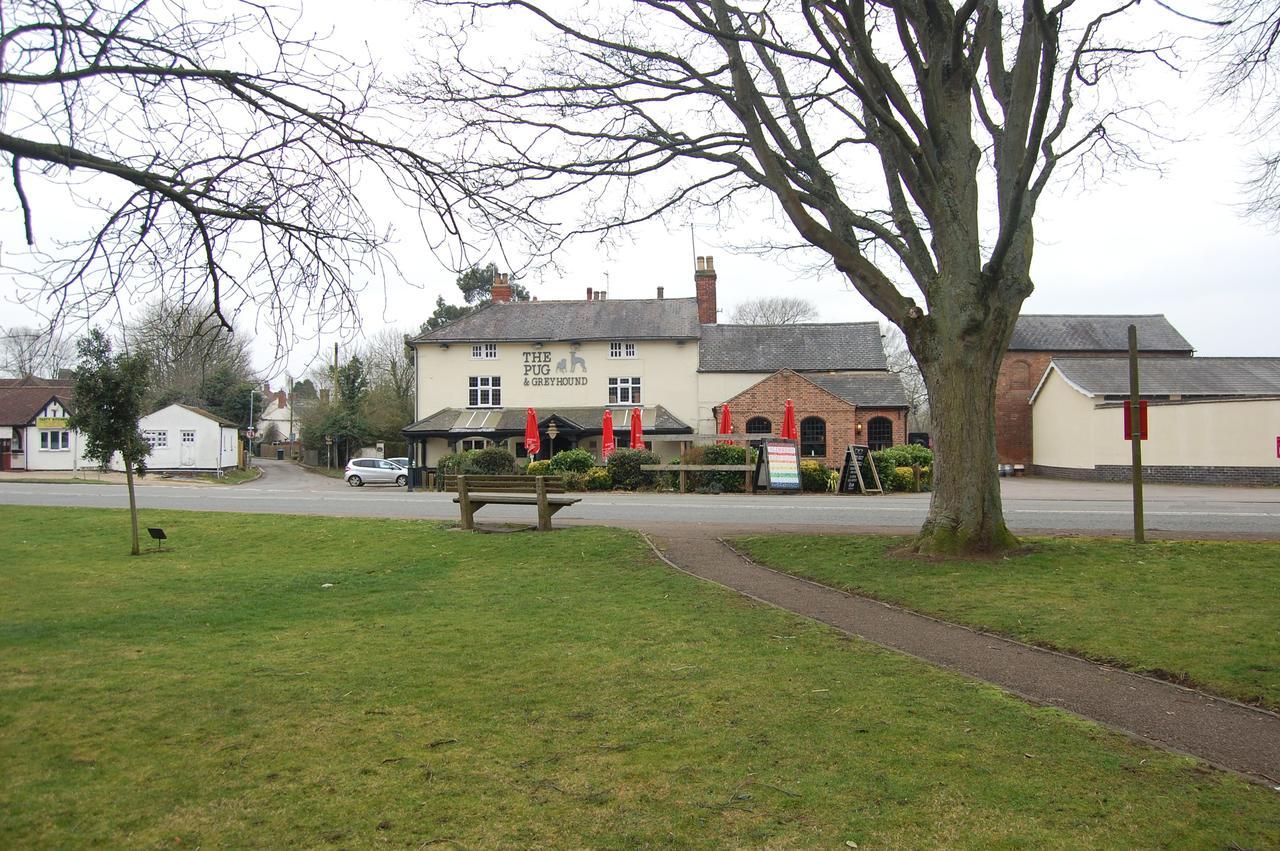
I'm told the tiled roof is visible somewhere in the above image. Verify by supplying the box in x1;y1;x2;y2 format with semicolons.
0;388;72;426
699;322;887;371
404;405;692;435
807;372;911;407
1046;357;1280;398
171;403;240;428
409;298;702;343
0;376;75;389
1010;315;1193;352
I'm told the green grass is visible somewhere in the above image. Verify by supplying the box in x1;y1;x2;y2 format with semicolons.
733;535;1280;709
2;508;1277;848
194;467;262;485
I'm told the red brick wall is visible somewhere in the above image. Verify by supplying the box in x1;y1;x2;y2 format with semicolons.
721;371;908;466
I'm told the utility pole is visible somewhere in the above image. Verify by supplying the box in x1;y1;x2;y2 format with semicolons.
247;388;255;469
1128;324;1145;544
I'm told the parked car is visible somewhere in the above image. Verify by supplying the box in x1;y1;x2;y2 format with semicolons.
385;457;409;469
345;458;408;487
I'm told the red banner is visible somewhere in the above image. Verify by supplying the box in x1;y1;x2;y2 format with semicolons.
1123;400;1148;441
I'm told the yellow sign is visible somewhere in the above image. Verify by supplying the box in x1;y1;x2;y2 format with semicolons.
36;417;69;429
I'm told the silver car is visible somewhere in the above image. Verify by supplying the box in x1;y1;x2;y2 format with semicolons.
345;458;407;487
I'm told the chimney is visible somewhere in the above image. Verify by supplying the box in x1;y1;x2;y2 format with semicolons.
657;286;664;299
695;255;717;324
276;390;287;408
586;286;593;301
598;291;606;300
491;272;513;303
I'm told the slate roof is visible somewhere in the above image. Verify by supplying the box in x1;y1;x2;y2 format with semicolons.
171;404;239;428
699;322;887;372
1043;357;1280;399
404;405;692;435
409;298;701;343
1010;314;1193;353
0;388;73;426
807;372;911;407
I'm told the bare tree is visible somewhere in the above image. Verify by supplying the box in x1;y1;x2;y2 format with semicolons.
1211;0;1280;224
125;301;256;407
730;296;819;324
409;0;1169;552
0;0;499;346
359;328;416;403
0;326;74;378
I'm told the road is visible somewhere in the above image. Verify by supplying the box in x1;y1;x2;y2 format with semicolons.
1;459;1277;538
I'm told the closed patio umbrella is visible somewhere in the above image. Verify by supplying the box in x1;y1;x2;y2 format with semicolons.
629;406;645;449
717;403;732;444
780;399;798;441
601;409;616;459
524;408;541;458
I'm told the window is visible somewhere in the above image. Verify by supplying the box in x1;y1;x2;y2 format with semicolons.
142;430;168;450
867;417;894;451
1008;359;1031;390
744;417;772;435
799;416;826;457
608;376;641;405
460;437;490;452
468;376;501;407
472;343;498;360
182;430;196;444
609;342;636;359
39;430;70;450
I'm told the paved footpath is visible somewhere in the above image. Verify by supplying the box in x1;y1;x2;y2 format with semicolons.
645;527;1280;787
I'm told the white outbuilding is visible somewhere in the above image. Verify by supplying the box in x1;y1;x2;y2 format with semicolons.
124;403;241;474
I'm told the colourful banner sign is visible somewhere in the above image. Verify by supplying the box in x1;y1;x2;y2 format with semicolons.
764;441;800;490
36;417;69;429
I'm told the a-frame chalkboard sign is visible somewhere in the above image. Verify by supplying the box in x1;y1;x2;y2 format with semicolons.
837;444;882;494
754;439;801;493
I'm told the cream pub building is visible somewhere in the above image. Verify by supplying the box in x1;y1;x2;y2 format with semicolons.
403;257;910;468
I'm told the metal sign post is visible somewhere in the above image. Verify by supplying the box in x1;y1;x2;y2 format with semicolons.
1127;324;1145;544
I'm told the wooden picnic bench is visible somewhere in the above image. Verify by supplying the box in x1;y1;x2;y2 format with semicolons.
640;464;756;494
442;474;581;531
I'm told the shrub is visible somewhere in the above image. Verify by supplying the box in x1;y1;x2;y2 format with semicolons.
865;446;934;493
549;448;594;474
893;465;918;492
692;443;750;493
800;460;832;492
607;448;661;490
436;452;468;475
472;446;516;475
562;471;589;491
524;459;552;477
874;443;933;468
584;467;613;490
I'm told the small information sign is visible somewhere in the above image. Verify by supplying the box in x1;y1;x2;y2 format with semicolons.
1123;400;1148;441
837;445;882;494
754;439;800;491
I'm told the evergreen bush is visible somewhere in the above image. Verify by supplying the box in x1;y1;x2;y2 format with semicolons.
549;448;594;474
472;446;516;474
607;448;661;489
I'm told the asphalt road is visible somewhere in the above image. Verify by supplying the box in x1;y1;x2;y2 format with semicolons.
1;459;1277;538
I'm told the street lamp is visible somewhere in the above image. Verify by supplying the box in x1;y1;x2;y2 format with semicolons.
547;422;559;458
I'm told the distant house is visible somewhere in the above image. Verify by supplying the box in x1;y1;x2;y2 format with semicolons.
122;404;241;473
1030;357;1280;485
256;388;296;442
0;379;88;471
996;315;1194;465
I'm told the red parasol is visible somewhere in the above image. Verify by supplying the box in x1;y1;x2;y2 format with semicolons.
523;408;541;457
629;406;645;449
717;403;732;444
780;399;798;441
601;409;616;458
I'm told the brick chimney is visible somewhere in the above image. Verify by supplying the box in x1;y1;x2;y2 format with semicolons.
276;390;287;409
491;272;513;303
695;256;717;324
657;286;664;299
586;286;593;301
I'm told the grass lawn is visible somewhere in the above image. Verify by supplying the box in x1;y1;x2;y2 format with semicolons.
2;508;1277;848
195;467;262;485
733;535;1280;710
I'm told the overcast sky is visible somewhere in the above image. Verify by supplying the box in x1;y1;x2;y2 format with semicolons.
2;0;1276;383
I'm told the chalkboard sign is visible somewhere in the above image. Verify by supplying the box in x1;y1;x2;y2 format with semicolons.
837;444;882;494
754;439;800;491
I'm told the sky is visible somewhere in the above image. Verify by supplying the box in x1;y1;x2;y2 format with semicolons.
1;0;1276;384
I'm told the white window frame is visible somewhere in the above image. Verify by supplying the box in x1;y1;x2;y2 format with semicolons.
608;376;642;405
182;430;196;444
39;430;70;451
468;376;502;408
143;429;168;450
471;343;498;360
459;437;491;452
609;341;636;359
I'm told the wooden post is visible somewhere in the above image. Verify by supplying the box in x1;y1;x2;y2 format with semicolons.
678;467;687;494
535;475;551;531
1128;324;1145;544
458;474;474;531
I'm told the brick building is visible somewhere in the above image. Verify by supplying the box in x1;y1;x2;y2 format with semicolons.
403;257;909;467
996;315;1193;465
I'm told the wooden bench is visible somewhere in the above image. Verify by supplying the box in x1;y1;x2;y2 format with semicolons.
442;474;581;531
641;464;756;494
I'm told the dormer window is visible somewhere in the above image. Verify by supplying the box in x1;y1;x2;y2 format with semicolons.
472;343;498;360
609;342;636;359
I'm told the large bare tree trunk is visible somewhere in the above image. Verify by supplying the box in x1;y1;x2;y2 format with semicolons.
911;305;1020;554
125;462;140;557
